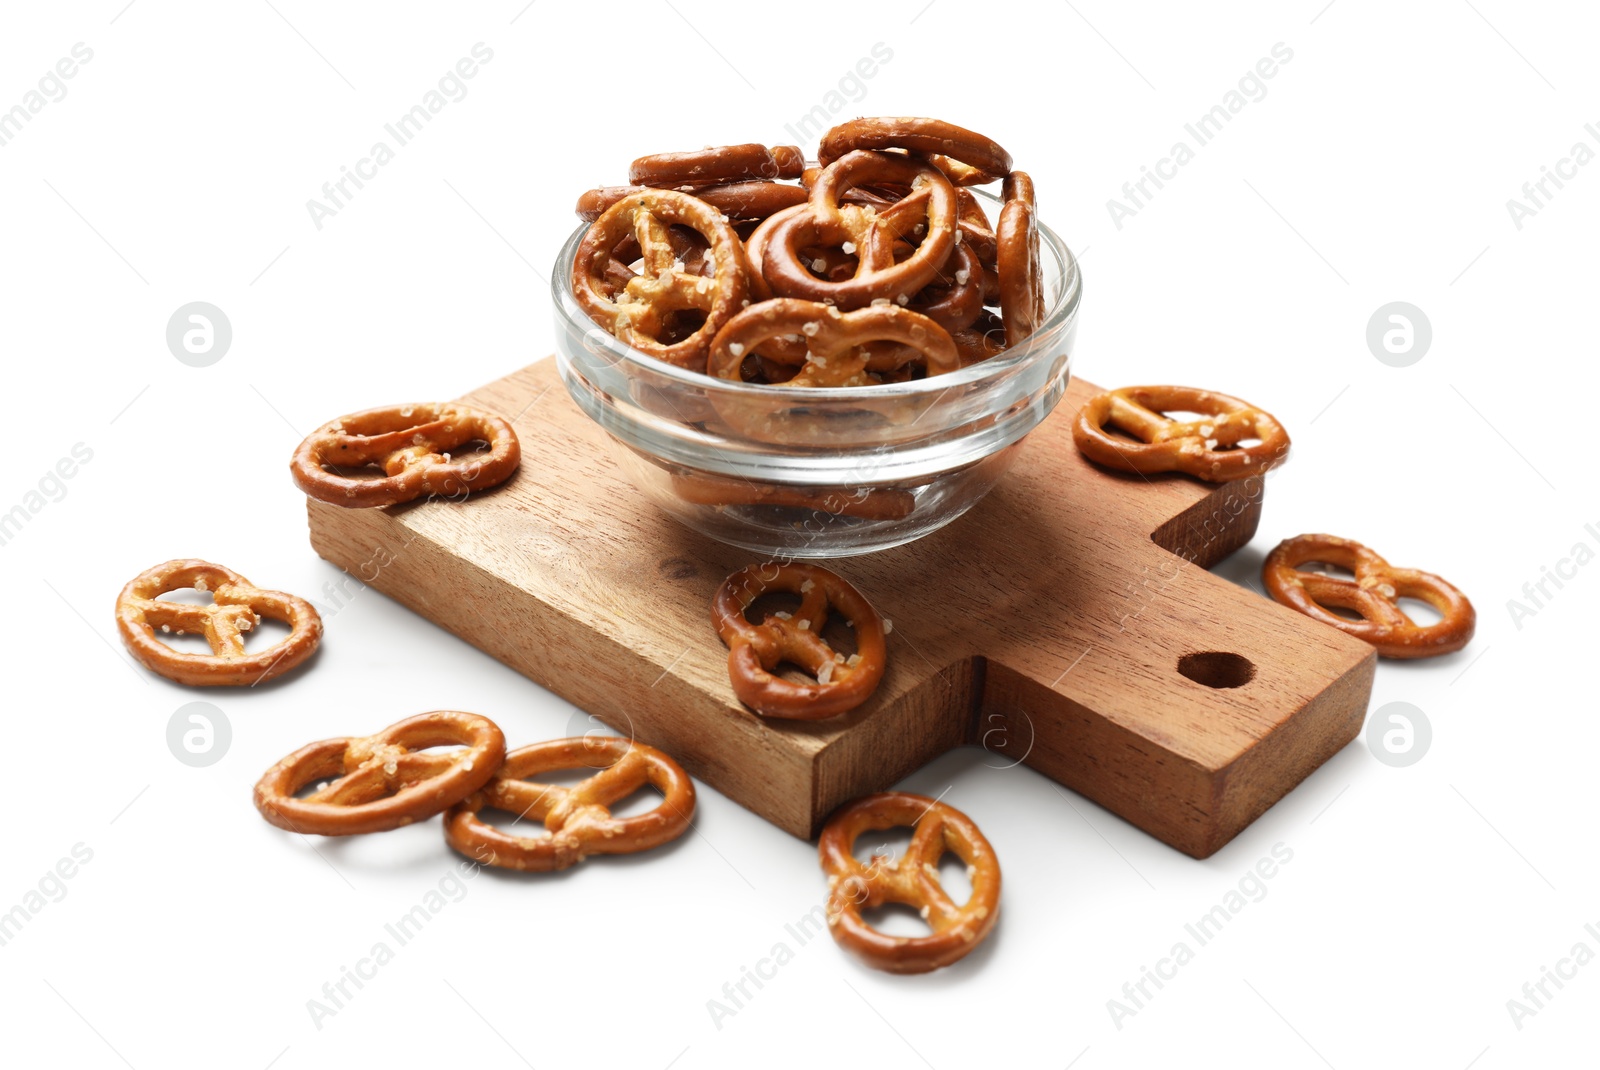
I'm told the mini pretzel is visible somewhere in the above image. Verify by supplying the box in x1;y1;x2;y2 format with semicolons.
577;181;808;223
443;737;694;871
690;179;809;221
951;310;1008;365
996;171;1043;346
1263;534;1475;658
1073;385;1291;482
291;403;521;508
743;203;809;309
783;184;982;324
629;143;804;187
669;468;916;520
819;792;1001;974
606;227;723;312
955;188;998;266
761;151;957;310
818;117;1013;186
254;711;506;836
573;188;750;369
708;299;958;387
907;241;985;332
745;205;866;366
712;562;887;719
115;559;322;687
801;175;994;265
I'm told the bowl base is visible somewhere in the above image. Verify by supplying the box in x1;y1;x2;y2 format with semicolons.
612;439;1023;558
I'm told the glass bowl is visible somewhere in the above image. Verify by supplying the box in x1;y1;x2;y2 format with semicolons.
551;197;1082;558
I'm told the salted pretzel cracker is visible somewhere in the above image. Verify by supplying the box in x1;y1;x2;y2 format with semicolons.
707;299;958;387
610;223;716;277
629;143;804;187
443;737;694;871
818;117;1013;186
956;188;999;266
761;151;958;310
254;711;506;836
606;224;724;311
712;563;887;719
791;176;988;332
951;310;1008;365
1072;385;1291;482
907;240;985;332
741;205;851;366
790;178;989;326
800;173;995;255
1263;534;1475;658
577;181;808;223
819;792;1001;974
996;171;1044;346
574;188;750;369
291;403;521;508
743;203;809;306
115;559;322;687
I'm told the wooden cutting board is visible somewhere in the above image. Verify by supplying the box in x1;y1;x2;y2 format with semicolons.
305;359;1375;858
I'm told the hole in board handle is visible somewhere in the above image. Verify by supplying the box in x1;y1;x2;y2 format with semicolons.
1177;651;1256;689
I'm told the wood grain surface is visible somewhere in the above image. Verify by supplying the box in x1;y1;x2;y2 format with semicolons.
306;359;1375;858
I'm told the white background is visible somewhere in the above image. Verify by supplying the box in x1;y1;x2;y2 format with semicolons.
2;1;1596;1067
